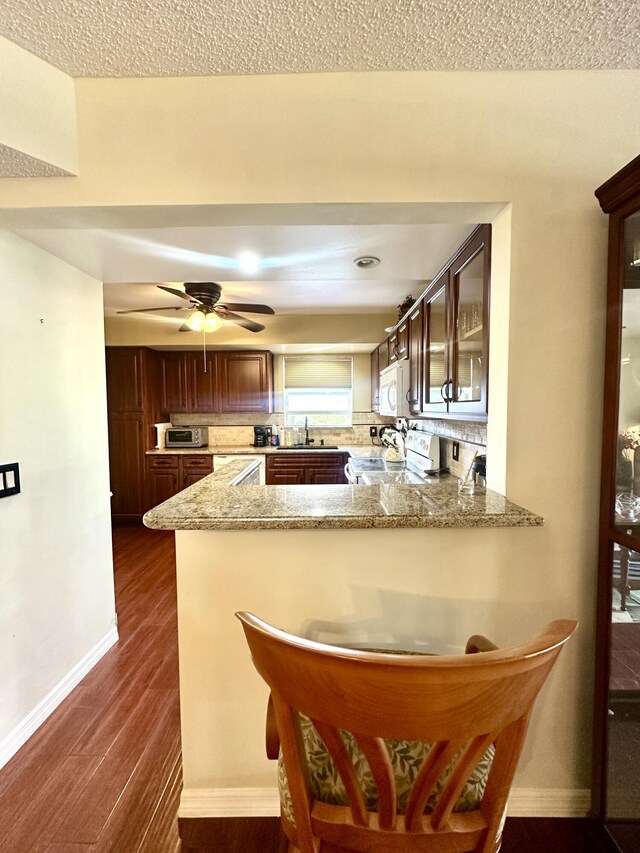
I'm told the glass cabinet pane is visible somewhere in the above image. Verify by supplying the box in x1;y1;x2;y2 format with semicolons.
453;247;485;403
607;542;640;826
613;211;640;534
423;284;448;409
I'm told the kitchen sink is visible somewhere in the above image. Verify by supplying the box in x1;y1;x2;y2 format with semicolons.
277;445;340;450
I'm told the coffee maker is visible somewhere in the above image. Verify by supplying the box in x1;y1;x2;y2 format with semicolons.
253;426;270;447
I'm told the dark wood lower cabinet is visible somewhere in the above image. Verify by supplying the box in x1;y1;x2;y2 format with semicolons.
147;454;213;507
266;453;349;485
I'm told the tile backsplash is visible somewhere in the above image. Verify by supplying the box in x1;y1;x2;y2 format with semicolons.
170;411;486;473
171;411;396;447
410;419;486;480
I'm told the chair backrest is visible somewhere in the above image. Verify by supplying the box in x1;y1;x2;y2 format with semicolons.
237;612;576;853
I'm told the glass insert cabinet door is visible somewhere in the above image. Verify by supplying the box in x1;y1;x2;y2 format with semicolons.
594;156;640;852
452;245;486;404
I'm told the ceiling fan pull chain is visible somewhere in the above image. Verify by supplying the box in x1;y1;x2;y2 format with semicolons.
203;330;207;372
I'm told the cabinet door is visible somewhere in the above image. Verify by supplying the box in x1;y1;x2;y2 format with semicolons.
186;352;217;412
218;352;273;413
106;348;144;413
370;349;380;413
407;301;423;415
378;341;389;373
108;415;145;518
448;225;490;416
265;457;305;485
305;455;349;485
147;466;180;507
421;277;449;414
160;352;189;413
182;455;213;484
389;320;408;362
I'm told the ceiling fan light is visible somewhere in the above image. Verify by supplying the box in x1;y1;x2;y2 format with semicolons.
186;309;206;331
204;312;224;333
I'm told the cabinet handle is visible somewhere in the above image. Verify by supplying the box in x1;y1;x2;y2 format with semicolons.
406;390;410;402
440;380;449;402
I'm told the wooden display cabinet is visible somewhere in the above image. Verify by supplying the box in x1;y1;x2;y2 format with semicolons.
592;155;640;853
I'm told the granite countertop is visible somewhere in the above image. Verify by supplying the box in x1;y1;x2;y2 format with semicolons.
143;458;543;531
146;444;387;458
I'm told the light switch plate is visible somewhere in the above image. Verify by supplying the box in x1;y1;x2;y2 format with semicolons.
0;463;21;498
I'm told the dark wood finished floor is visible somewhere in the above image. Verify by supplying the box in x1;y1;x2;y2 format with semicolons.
0;526;617;852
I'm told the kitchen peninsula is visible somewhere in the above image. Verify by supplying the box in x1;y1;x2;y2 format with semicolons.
143;460;546;822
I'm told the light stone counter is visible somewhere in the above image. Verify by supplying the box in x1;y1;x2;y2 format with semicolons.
143;458;542;531
146;444;387;457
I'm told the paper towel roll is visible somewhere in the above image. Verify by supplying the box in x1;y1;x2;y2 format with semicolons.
154;423;172;449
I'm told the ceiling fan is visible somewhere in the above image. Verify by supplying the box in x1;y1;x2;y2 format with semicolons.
117;282;275;333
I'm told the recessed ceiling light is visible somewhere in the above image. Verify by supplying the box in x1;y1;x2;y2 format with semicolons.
353;255;380;269
238;252;260;274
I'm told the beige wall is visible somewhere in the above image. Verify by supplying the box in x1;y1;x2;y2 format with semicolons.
0;232;115;764
0;36;77;174
2;69;640;807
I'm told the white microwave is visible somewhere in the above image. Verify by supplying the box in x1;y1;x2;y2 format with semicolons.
379;362;410;417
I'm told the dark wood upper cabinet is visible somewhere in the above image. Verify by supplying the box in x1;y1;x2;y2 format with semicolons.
217;351;274;414
447;225;491;417
592;155;640;852
377;340;389;373
160;352;189;413
370;348;380;413
407;300;424;415
421;274;449;416
158;349;273;415
388;320;408;363
105;348;144;413
186;351;217;412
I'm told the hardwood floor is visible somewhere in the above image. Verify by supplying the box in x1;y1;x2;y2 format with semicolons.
0;526;617;852
0;527;181;853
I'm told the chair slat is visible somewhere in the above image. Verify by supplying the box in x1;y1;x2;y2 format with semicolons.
404;740;461;832
430;732;496;832
311;719;369;826
354;735;397;830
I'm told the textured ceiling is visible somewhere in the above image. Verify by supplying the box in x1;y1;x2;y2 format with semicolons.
0;143;70;177
0;0;637;77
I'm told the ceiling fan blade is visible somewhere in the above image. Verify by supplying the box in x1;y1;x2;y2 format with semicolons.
178;324;193;332
219;302;275;315
117;306;188;314
157;285;198;303
222;311;265;333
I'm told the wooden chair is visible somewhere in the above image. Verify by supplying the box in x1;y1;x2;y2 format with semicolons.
236;611;577;853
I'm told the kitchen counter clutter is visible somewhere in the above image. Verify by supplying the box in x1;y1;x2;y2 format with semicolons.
143;457;542;530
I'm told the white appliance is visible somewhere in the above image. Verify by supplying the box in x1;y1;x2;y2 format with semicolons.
379;362;410;417
353;433;446;485
344;457;392;484
213;454;266;485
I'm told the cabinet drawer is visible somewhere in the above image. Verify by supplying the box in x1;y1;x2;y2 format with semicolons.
148;455;179;470
182;456;213;471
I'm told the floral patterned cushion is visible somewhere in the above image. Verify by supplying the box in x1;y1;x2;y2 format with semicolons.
278;714;494;826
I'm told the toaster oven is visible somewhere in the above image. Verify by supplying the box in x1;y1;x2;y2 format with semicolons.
164;427;209;448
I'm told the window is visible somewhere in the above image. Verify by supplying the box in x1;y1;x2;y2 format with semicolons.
283;358;353;428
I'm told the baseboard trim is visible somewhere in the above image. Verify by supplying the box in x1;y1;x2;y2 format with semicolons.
179;786;591;819
0;625;119;771
179;788;280;818
507;788;591;817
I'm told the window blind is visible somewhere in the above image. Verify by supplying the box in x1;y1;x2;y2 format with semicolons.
284;358;353;389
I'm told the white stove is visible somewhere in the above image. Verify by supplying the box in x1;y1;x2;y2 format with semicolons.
346;433;447;485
